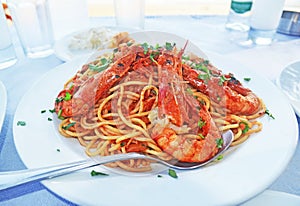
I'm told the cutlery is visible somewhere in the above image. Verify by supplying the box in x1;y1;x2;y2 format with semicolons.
0;130;233;190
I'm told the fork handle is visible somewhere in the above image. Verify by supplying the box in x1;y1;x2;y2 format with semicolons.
0;153;145;190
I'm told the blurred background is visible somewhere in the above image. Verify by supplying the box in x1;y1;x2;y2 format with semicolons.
86;0;300;16
2;0;300;16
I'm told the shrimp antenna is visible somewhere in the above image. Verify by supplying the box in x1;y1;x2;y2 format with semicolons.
179;40;189;57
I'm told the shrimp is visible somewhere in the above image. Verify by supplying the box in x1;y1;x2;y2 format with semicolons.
54;44;139;118
151;48;222;163
152;84;222;163
182;60;262;116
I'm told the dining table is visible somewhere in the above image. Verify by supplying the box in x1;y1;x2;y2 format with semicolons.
0;14;300;206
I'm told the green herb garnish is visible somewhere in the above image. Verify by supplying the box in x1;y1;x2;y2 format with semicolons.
49;109;55;113
165;42;175;51
197;118;206;129
141;42;149;54
215;138;223;149
17;121;26;126
216;155;223;161
244;77;251;82
218;75;230;86
64;92;72;101
48;117;52;121
88;58;110;72
182;55;190;61
239;121;249;134
195;63;209;73
55;97;63;103
198;73;210;82
41;110;46;114
57;109;63;119
265;109;275;119
168;169;178;179
90;170;109;176
203;60;210;66
62;122;76;130
198;133;205;139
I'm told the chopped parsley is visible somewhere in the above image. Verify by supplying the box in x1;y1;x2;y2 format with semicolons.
88;58;110;72
198;133;205;139
197;118;206;129
62;122;76;130
195;63;209;73
216;155;223;161
57;109;64;120
198;73;210;82
165;42;175;51
55;97;64;103
49;109;55;113
215;138;223;149
64;92;72;101
203;60;210;66
218;75;230;86
41;110;46;114
265;109;275;119
17;121;26;126
48;117;53;121
141;42;149;54
90;170;109;177
168;169;178;179
182;55;190;61
56;148;61;152
243;77;251;82
239;121;249;134
157;174;163;178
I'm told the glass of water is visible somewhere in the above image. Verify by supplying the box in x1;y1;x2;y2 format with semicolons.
249;0;286;45
226;0;253;32
7;0;54;58
0;6;17;70
114;0;145;29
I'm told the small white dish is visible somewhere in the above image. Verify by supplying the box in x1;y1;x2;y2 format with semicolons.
54;26;138;62
0;80;7;131
242;190;300;206
277;60;300;117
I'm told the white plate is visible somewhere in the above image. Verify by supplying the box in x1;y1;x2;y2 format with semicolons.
54;26;139;62
0;81;7;131
242;190;300;206
13;31;298;206
277;61;300;117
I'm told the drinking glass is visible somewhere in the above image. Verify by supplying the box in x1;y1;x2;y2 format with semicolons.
226;0;253;32
249;0;286;45
7;0;54;58
0;6;17;69
114;0;145;29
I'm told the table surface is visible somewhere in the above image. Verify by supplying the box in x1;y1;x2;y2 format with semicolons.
0;15;300;206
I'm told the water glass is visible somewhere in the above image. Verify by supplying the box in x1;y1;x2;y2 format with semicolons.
7;0;54;58
114;0;145;29
226;0;253;32
48;0;90;40
249;0;286;45
0;6;17;70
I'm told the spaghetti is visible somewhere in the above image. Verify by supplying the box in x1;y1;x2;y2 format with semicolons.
55;41;265;172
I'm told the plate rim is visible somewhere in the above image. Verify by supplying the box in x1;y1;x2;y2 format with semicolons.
276;60;300;117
